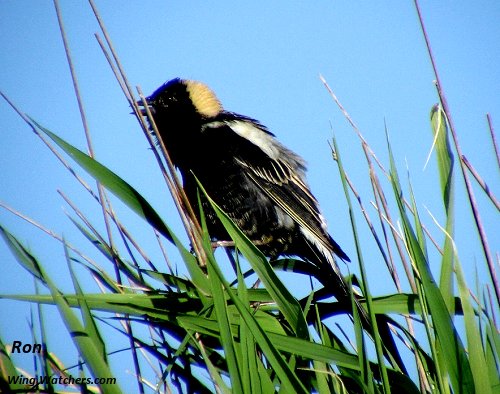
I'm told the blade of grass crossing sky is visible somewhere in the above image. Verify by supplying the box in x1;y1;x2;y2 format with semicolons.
199;203;244;394
332;134;391;393
66;244;108;364
202;242;309;393
387;141;475;393
430;105;456;313
29;117;174;243
0;227;122;394
197;178;310;341
455;260;493;393
235;257;268;394
195;192;307;392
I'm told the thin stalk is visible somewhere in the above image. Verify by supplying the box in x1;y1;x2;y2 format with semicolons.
136;88;207;267
0;199;96;268
372;176;417;293
55;3;146;391
53;0;119;267
486;114;499;169
414;0;499;304
321;79;426;292
332;135;392;394
461;155;500;211
89;9;206;266
0;91;100;202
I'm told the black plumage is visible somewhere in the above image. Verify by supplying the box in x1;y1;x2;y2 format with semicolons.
138;78;410;374
141;78;350;291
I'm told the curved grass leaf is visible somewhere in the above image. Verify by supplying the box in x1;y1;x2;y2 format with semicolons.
195;179;309;340
195;191;245;392
430;105;456;312
0;293;203;321
333;133;392;390
368;293;462;315
0;227;122;394
0;337;24;391
65;240;108;364
456;260;493;393
1;225;45;283
204;236;244;391
388;142;475;393
29;117;173;243
187;211;309;393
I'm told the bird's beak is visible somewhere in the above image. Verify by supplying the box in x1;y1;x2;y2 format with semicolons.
135;97;154;116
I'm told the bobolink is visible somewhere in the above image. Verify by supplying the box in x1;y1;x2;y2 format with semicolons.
141;78;350;294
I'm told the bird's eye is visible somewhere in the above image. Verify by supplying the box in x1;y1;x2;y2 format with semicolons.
158;95;177;108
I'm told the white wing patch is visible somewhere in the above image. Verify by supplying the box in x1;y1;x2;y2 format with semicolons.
228;121;281;160
202;119;306;179
203;117;339;266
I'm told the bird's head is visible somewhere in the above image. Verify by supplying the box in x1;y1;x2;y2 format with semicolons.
140;78;223;125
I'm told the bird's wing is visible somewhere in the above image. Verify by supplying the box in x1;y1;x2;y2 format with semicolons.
203;117;349;263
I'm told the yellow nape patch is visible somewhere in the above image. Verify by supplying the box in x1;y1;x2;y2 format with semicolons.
185;80;222;118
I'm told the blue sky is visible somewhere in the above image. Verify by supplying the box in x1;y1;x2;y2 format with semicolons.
1;1;499;390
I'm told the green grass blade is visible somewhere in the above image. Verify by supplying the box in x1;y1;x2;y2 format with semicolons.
0;226;122;393
29;117;174;243
195;246;309;393
0;225;45;282
484;317;500;390
65;240;108;364
267;333;360;370
235;255;262;394
196;179;309;340
456;261;492;393
430;105;456;312
332;134;391;392
173;238;211;296
0;293;202;323
206;247;244;392
368;293;461;315
176;313;362;370
388;142;475;393
0;337;24;391
197;192;243;391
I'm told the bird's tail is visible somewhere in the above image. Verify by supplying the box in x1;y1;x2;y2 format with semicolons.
304;244;406;373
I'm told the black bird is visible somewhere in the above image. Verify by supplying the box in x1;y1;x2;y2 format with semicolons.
141;78;351;295
139;79;410;374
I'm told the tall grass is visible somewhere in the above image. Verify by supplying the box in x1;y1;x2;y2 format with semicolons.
1;2;498;393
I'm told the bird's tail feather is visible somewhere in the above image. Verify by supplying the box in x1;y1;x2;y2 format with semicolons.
312;253;407;374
